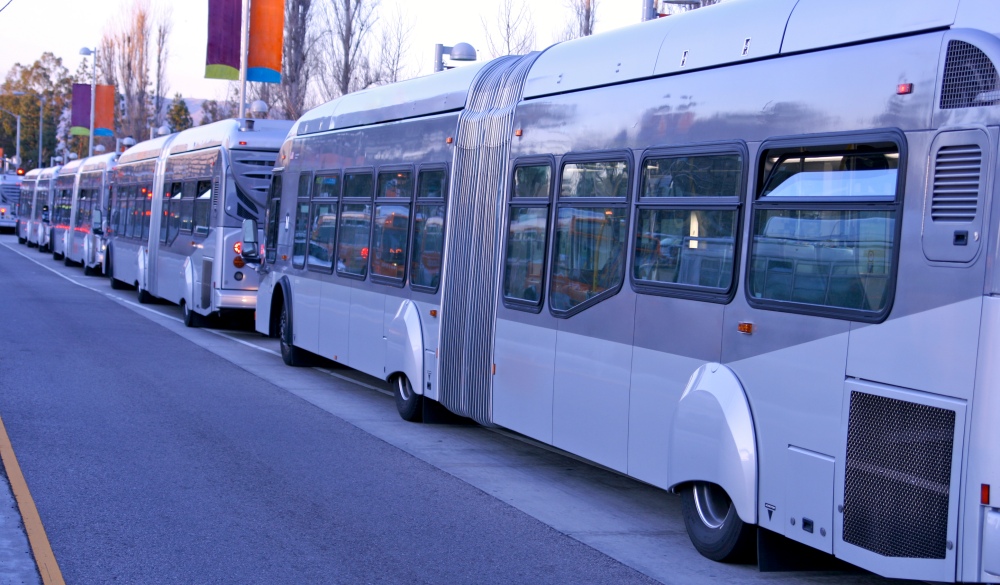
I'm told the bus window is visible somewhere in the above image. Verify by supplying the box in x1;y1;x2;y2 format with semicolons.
193;180;212;236
293;200;310;269
141;185;152;240
411;169;448;291
550;159;630;314
264;173;282;264
371;203;409;280
504;164;551;306
748;140;900;318
308;201;337;271
164;182;182;244
179;182;195;233
336;204;372;278
633;153;742;293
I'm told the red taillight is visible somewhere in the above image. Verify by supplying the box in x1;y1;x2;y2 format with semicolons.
984;484;991;505
361;247;369;260
234;241;242;255
896;83;913;95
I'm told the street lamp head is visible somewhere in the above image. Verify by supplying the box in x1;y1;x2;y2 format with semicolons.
121;137;136;148
449;43;477;62
249;100;269;117
68;153;79;160
79;47;96;57
156;124;171;137
94;144;106;153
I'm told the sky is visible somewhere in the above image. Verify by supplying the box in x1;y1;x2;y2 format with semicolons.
0;0;643;105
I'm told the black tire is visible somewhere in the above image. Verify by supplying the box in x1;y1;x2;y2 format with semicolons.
64;256;76;267
137;285;154;304
278;302;309;367
83;263;99;276
17;236;25;245
680;482;757;563
394;376;423;422
182;300;203;328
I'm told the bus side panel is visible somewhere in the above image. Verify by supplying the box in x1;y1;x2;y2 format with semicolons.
317;279;351;363
348;286;386;378
290;274;322;354
493;317;557;444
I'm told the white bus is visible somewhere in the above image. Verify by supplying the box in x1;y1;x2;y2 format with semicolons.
25;166;59;251
15;168;37;244
65;152;118;275
109;119;291;326
244;0;1000;581
0;165;21;232
50;158;85;261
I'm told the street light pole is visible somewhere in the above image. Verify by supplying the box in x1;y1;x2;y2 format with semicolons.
433;42;477;73
38;96;44;169
80;47;98;157
0;109;21;165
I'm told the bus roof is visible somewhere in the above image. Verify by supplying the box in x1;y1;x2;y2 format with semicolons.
37;166;60;180
57;158;85;176
168;118;294;156
523;0;962;99
80;152;119;174
119;133;177;164
295;60;490;137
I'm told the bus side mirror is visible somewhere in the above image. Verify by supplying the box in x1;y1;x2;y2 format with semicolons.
241;218;260;263
92;209;103;235
41;205;50;224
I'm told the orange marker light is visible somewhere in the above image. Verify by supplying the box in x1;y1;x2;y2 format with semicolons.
446;137;454;144
897;83;913;95
983;484;991;505
738;322;754;335
233;256;246;268
515;129;523;137
239;141;248;146
429;309;438;318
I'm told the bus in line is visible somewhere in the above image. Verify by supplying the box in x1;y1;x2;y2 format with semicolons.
242;0;1000;581
0;164;21;233
65;152;118;275
109;119;291;326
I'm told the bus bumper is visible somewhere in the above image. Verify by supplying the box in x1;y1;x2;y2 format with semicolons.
215;289;257;310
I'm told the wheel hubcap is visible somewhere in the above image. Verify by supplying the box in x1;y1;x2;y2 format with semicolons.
398;377;411;401
693;483;731;529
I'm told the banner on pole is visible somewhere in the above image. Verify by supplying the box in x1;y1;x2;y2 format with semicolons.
70;84;115;137
205;0;283;83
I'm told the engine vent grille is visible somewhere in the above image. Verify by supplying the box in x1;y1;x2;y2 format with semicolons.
940;40;999;109
843;391;955;559
931;145;981;222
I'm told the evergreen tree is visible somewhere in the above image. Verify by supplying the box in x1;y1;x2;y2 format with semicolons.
166;93;192;132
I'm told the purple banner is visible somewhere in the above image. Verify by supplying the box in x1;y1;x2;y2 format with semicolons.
70;84;91;136
206;0;242;80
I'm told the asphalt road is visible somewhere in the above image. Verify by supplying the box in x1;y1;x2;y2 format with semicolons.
0;235;921;584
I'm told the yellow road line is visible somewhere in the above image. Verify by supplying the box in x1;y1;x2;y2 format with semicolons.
0;414;65;585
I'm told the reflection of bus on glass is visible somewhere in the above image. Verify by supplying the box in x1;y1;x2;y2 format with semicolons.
247;2;1000;582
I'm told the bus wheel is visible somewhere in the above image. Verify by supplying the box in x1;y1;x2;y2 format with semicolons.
680;482;756;563
182;301;202;328
278;302;309;367
137;285;154;304
394;376;423;422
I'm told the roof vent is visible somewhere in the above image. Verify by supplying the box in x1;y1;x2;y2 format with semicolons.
931;145;981;222
940;40;999;109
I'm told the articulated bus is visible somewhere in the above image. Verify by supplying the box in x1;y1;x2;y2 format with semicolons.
66;152;118;275
16;168;38;244
109;119;291;326
51;158;84;261
246;0;1000;580
25;166;59;250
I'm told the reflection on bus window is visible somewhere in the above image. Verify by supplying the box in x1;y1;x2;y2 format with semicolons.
560;161;628;199
314;174;340;198
514;165;551;199
292;200;309;269
505;207;548;303
749;210;895;311
344;173;373;199
179;182;195;233
417;170;446;199
371;203;409;279
378;171;412;199
411;204;445;289
337;203;372;277
761;151;898;198
634;209;736;289
265;174;282;263
308;201;337;271
193;180;212;235
550;207;628;312
642;155;742;198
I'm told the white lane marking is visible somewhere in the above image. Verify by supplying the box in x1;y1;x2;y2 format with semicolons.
2;240;392;396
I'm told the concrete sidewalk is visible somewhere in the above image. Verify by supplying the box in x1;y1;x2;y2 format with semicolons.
0;466;40;585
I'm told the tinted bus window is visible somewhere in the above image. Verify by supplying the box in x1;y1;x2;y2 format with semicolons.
504;164;551;306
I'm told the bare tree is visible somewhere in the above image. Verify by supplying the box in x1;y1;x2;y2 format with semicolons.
278;0;316;120
559;0;597;41
372;4;412;85
316;0;381;100
482;0;536;58
660;0;721;15
151;5;172;126
101;0;161;141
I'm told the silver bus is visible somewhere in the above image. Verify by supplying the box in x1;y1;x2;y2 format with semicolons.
26;166;59;251
109;119;291;326
66;152;118;275
51;158;85;261
16;168;38;244
245;0;1000;581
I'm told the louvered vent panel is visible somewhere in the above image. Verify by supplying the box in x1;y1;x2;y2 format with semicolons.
940;40;1000;109
931;145;981;222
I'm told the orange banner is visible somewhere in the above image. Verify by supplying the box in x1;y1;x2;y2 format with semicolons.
247;0;283;83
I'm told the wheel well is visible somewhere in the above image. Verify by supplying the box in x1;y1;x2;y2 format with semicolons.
269;285;285;338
